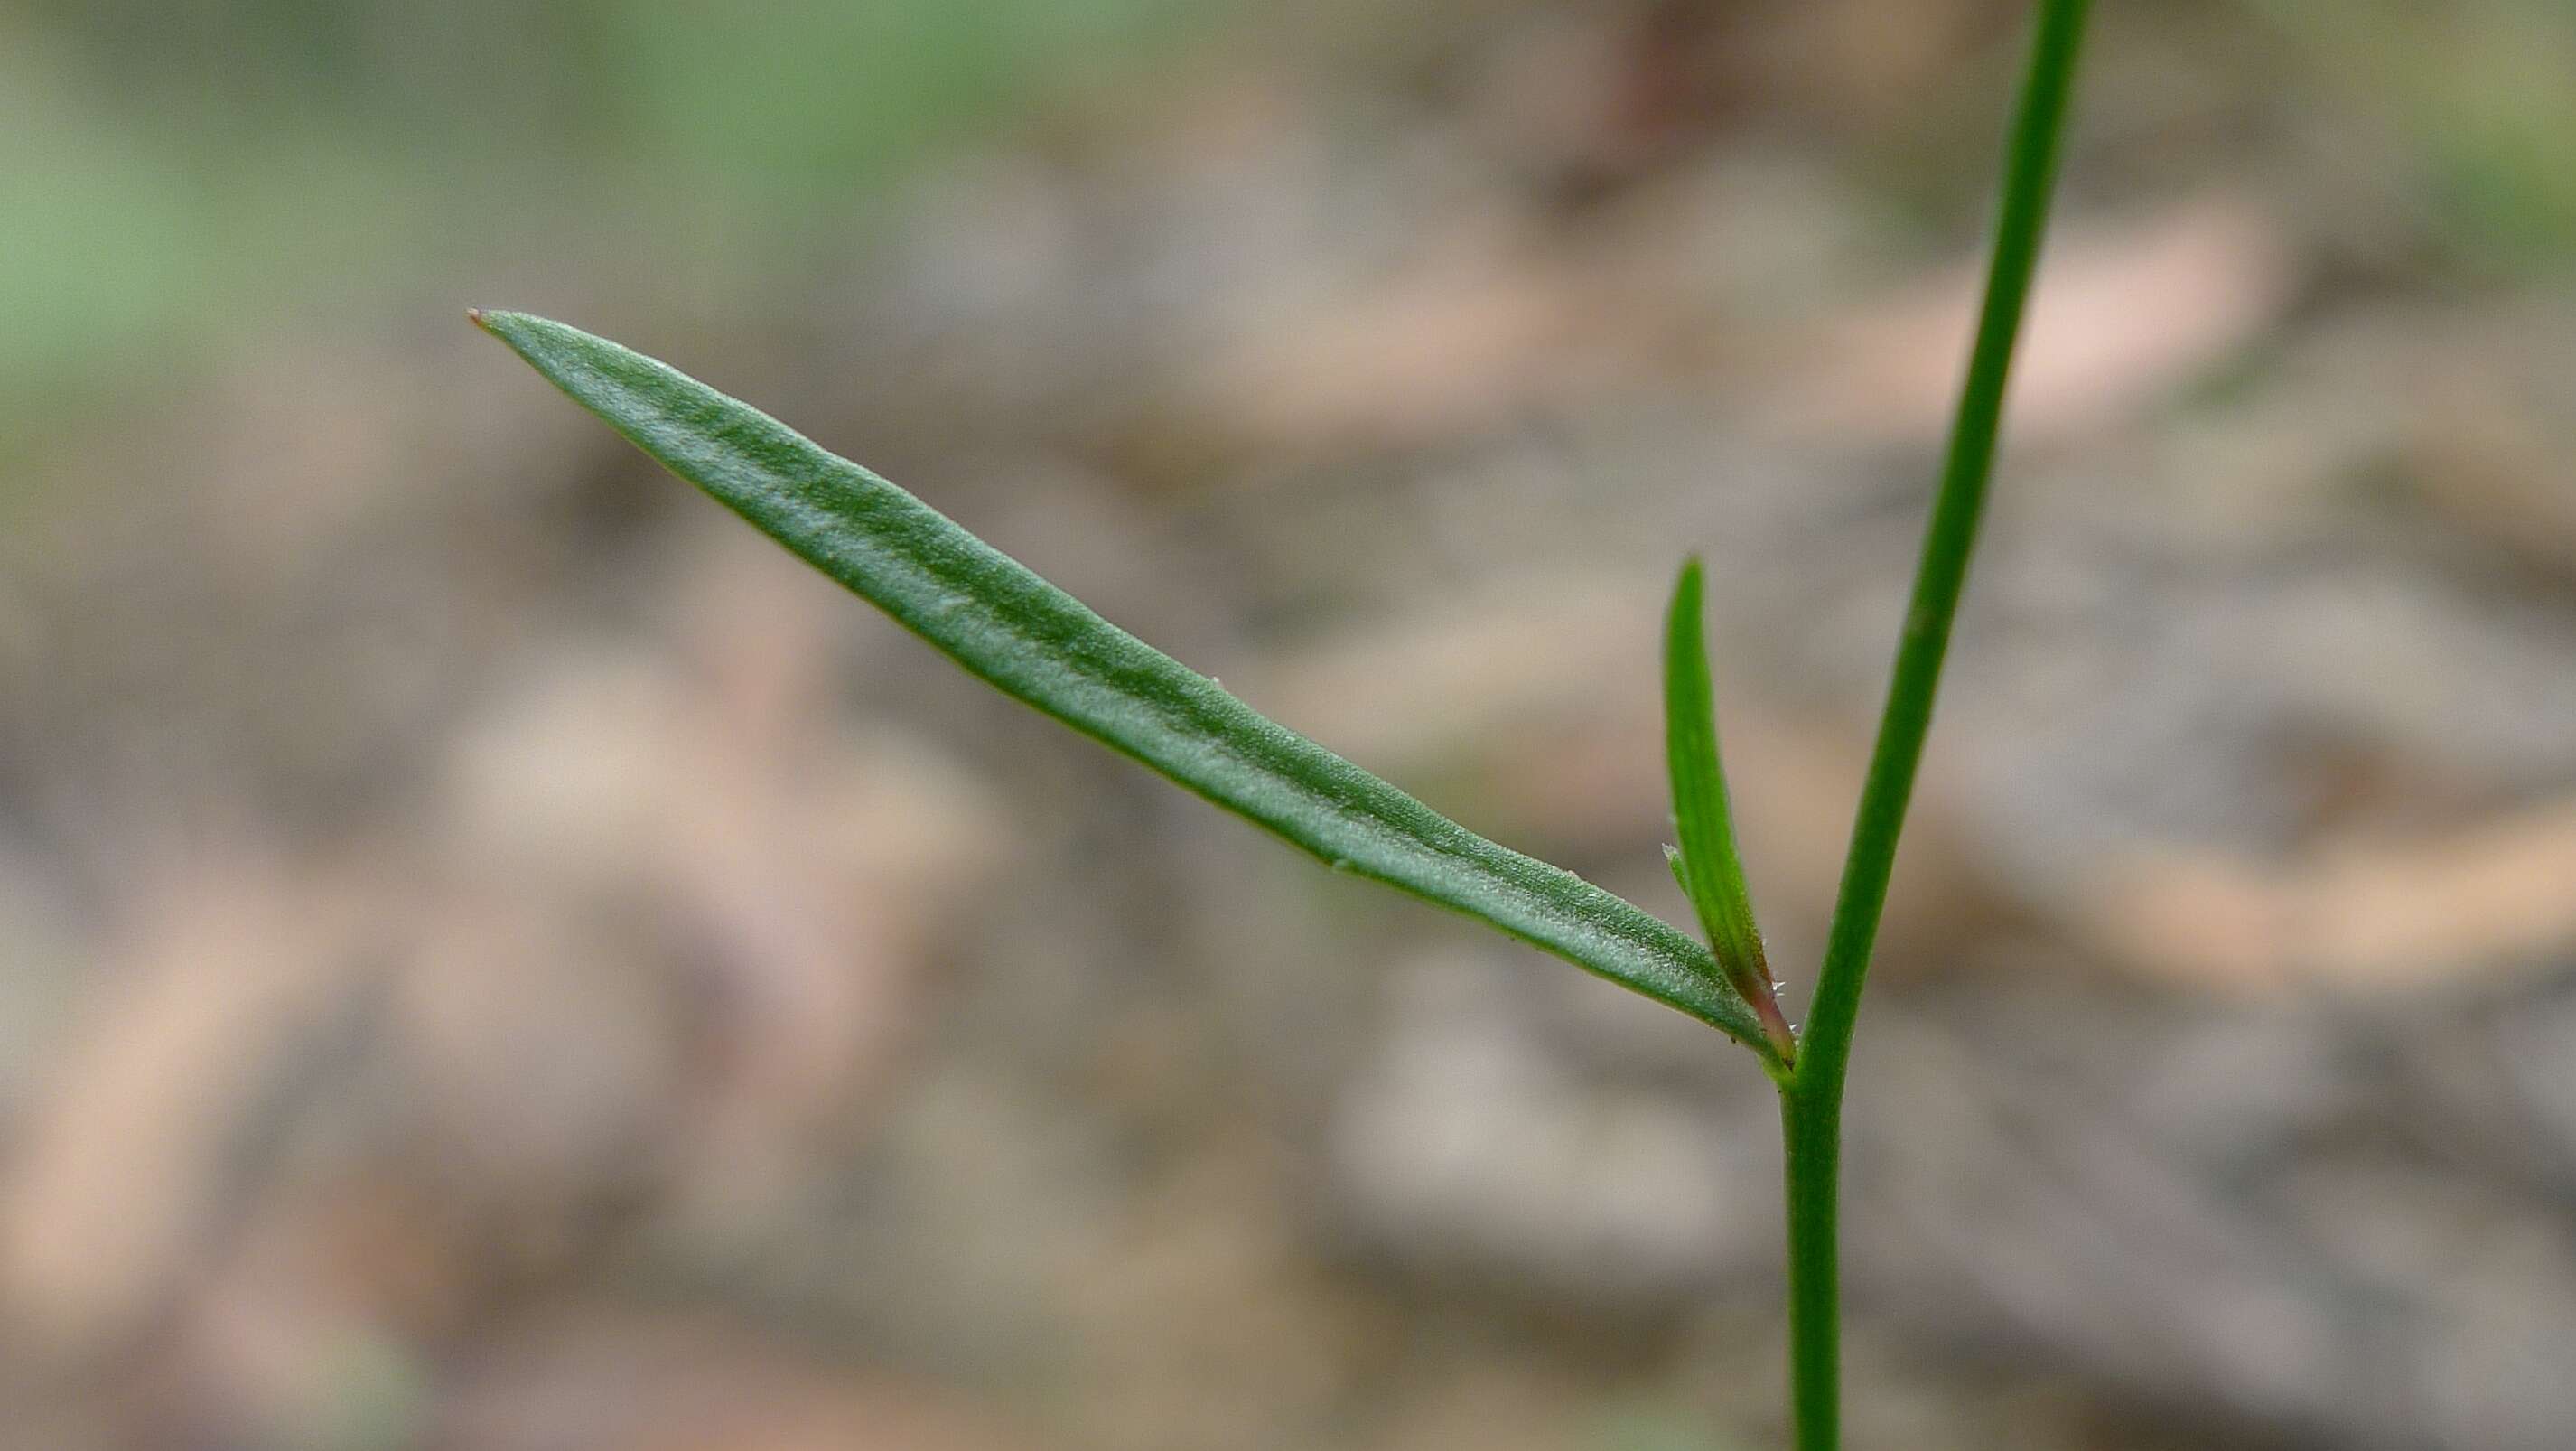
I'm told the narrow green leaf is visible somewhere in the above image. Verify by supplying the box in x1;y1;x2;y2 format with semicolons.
471;309;1782;1067
1663;557;1793;1059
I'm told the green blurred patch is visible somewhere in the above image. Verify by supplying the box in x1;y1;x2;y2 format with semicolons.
1589;1397;1750;1451
608;1;1204;200
2248;0;2576;269
0;0;1239;442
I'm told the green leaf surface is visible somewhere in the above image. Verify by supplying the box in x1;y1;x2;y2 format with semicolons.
472;309;1780;1066
1662;558;1792;1058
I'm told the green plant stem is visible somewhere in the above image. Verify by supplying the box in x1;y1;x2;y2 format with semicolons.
1778;2;2092;1446
1780;1084;1843;1450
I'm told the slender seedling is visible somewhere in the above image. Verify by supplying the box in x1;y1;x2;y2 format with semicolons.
473;2;2086;1440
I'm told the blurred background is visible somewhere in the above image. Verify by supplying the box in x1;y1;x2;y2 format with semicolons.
8;1;2576;1446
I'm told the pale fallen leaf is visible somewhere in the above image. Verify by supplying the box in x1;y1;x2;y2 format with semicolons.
0;853;386;1359
1774;192;2296;446
2082;795;2576;995
1197;221;1619;452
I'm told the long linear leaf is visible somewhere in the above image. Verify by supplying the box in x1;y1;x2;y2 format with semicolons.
472;310;1780;1065
1663;557;1793;1059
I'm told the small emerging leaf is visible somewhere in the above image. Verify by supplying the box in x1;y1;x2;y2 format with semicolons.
472;310;1784;1070
1664;557;1795;1060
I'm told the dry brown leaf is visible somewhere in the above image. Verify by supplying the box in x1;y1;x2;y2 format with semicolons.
1198;223;1617;452
2082;796;2576;995
438;531;1011;1231
0;854;387;1360
1775;192;2295;446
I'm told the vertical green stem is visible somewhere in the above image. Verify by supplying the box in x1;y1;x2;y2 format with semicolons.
1781;1084;1843;1450
1779;2;2091;1447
